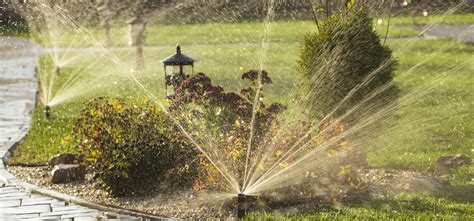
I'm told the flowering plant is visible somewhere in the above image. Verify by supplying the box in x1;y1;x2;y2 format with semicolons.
171;70;285;190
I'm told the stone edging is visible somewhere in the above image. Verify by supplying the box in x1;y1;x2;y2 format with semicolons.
0;41;170;221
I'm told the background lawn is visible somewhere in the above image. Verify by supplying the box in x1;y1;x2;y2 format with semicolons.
6;12;473;219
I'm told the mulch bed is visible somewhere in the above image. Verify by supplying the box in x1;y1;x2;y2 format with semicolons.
7;166;445;219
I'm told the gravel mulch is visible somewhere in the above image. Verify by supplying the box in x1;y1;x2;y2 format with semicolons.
6;166;446;219
7;166;234;219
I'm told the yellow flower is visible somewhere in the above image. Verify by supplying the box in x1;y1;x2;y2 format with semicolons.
207;175;215;184
340;140;350;146
235;120;241;128
337;167;346;177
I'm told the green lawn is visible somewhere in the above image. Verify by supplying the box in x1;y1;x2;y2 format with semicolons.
32;18;422;49
245;194;474;220
31;12;474;49
6;13;474;219
370;38;474;184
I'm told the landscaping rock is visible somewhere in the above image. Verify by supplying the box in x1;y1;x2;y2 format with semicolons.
48;153;78;166
51;164;86;184
436;154;471;174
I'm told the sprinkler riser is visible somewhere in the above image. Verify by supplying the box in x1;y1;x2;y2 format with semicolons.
237;193;246;219
45;105;51;119
55;66;61;76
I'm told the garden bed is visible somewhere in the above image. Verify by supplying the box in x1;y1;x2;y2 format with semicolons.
7;165;446;219
6;165;233;219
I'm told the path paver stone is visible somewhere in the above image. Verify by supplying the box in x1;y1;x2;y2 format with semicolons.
421;24;474;43
0;199;21;208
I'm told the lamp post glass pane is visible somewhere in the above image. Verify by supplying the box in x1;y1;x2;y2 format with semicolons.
167;65;192;76
172;65;181;74
165;64;192;98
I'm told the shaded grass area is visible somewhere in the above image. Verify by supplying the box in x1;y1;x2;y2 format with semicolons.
0;23;29;38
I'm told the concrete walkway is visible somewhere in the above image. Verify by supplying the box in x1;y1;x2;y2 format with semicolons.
420;24;474;43
0;37;142;221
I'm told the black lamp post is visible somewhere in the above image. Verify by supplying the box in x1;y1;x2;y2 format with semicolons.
161;45;195;99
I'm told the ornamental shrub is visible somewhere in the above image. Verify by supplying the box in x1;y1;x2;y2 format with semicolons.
170;70;286;191
297;6;399;124
71;97;198;196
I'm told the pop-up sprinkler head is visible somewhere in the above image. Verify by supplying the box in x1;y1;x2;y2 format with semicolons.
55;66;61;76
45;105;51;119
237;193;246;219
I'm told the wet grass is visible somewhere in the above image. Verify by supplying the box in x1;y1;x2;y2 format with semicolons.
245;194;474;220
6;15;474;219
369;39;473;186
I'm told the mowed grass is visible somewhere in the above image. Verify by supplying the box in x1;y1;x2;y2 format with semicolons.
7;13;474;219
31;12;473;49
245;195;474;220
34;16;453;49
370;38;474;183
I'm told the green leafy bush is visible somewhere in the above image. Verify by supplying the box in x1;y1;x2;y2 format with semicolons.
71;97;198;196
297;6;399;123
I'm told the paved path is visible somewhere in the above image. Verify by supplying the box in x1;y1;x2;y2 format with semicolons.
420;24;474;43
0;37;141;221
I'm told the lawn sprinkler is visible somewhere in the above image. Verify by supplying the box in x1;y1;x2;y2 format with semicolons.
45;105;51;119
237;193;247;219
55;66;61;76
